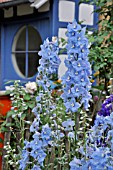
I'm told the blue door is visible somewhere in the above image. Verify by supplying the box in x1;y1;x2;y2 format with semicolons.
1;18;50;89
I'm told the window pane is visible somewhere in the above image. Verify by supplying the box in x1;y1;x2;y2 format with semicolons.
59;1;75;22
28;53;41;77
12;25;42;78
79;3;94;25
28;25;42;51
15;27;26;51
15;53;25;77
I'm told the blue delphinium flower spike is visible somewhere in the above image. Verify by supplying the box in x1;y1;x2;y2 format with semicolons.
37;38;61;91
61;20;92;112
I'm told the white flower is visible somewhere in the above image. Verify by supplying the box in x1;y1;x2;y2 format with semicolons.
4;155;9;158
25;82;37;94
12;114;16;118
18;113;22;118
4;145;7;149
52;36;57;42
9;162;13;165
7;151;11;154
5;86;15;91
25;121;31;124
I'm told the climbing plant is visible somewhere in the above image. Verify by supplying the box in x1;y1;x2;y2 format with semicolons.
80;0;113;95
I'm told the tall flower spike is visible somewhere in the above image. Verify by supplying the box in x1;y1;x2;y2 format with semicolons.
61;20;92;112
19;38;61;169
37;38;61;91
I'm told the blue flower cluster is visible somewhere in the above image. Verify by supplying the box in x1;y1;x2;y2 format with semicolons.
69;112;113;170
19;38;62;169
37;38;61;90
70;147;113;170
19;124;52;169
98;94;113;116
61;20;92;112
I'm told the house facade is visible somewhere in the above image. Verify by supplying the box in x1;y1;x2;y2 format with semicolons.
0;0;98;90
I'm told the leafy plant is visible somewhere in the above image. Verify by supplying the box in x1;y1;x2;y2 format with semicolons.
18;20;92;170
1;16;113;170
1;80;38;169
80;0;113;95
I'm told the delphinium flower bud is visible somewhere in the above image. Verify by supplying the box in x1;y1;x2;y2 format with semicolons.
61;20;92;112
93;95;99;102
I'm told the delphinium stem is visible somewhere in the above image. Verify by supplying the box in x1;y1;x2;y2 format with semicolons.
74;112;78;157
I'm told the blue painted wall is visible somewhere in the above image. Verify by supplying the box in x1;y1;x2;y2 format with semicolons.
0;0;98;89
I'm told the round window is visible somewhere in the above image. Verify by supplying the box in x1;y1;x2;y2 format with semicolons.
12;25;42;78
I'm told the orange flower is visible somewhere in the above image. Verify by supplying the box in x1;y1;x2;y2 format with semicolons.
90;79;95;83
54;79;62;84
93;71;100;77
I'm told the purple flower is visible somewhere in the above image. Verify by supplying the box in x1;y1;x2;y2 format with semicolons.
98;95;113;116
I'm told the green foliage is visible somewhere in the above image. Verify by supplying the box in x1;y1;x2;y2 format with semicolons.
81;0;113;95
1;80;38;169
0;137;3;143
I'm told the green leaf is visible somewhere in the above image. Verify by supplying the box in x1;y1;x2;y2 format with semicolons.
4;80;15;84
5;90;11;95
6;110;14;118
110;35;113;41
0;137;3;143
59;48;67;54
61;38;66;43
6;123;13;127
23;94;31;101
1;121;6;126
0;126;8;132
21;114;26;119
92;85;104;91
28;102;35;109
22;105;28;110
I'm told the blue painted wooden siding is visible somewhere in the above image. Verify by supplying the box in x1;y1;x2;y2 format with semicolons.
51;0;98;37
1;18;50;89
0;0;98;90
